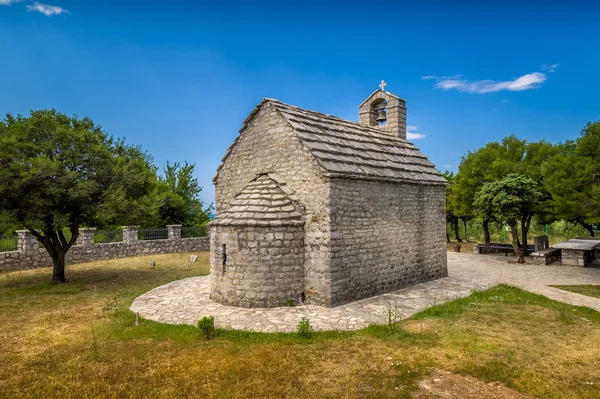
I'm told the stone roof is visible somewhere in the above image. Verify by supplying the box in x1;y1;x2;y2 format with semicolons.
214;98;447;185
210;174;304;226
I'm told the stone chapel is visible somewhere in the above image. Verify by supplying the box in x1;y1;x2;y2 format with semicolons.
209;85;447;308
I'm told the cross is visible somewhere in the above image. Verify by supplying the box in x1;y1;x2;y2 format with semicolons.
379;80;387;92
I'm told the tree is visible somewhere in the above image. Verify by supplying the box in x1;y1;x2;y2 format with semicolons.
0;110;156;283
473;174;542;263
442;171;461;242
454;135;557;245
453;140;508;243
542;121;600;236
155;161;213;227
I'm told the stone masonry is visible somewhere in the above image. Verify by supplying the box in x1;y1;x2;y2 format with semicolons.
210;175;306;307
0;225;208;273
211;88;447;308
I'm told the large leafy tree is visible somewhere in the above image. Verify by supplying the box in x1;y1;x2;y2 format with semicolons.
0;110;156;283
473;174;542;263
155;161;213;227
454;135;556;247
542;121;600;236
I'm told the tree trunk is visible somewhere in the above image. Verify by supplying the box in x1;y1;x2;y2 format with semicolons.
24;221;78;284
453;220;462;242
509;222;525;263
446;232;451;243
482;218;491;244
520;214;532;257
51;251;67;283
576;220;595;237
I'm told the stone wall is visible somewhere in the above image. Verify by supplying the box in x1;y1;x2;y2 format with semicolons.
210;224;305;307
327;178;447;306
214;103;333;304
0;225;209;273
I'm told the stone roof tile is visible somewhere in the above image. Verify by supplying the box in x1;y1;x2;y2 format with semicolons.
270;100;446;185
213;98;446;185
210;174;304;226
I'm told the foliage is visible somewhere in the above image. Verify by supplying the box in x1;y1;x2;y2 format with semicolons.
0;109;156;282
542;121;600;236
380;299;403;332
451;135;557;245
197;316;215;340
284;298;296;307
296;317;313;339
154;161;213;227
473;174;542;262
442;171;461;242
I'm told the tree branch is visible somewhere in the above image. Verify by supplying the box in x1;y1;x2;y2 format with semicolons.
23;224;44;243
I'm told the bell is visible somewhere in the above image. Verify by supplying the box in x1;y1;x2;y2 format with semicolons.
376;109;387;122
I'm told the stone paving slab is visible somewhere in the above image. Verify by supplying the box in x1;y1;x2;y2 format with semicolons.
130;252;600;332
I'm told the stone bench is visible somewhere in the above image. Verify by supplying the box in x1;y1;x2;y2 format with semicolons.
473;243;534;256
530;248;562;265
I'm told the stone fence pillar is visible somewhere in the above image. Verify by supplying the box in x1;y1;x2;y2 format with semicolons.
16;230;38;252
167;225;182;240
122;226;138;244
76;228;96;246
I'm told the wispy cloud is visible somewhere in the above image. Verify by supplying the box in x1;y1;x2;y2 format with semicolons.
443;164;453;168
423;71;548;94
0;0;23;5
407;125;425;140
26;2;68;16
541;63;559;73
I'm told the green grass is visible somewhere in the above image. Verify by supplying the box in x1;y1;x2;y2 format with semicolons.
551;285;600;300
415;283;600;322
1;255;600;398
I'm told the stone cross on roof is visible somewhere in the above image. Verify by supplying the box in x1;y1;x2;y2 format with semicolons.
379;80;387;92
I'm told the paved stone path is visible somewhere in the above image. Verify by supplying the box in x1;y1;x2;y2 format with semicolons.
130;252;600;332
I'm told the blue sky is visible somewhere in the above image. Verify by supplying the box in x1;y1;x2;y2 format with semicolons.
1;1;599;205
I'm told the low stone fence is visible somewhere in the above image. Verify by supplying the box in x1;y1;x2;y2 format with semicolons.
0;225;209;273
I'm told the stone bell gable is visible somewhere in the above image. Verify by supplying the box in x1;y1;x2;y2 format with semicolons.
210;87;447;308
358;89;407;140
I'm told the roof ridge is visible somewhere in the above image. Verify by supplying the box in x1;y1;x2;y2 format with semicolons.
357;89;406;107
265;98;410;142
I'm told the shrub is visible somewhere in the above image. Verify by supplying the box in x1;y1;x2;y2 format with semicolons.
197;316;215;340
296;317;313;339
284;298;296;307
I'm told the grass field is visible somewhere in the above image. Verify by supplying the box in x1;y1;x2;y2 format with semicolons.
551;285;600;299
1;253;600;398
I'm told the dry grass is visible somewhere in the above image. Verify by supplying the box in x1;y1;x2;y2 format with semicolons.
1;253;600;398
551;285;600;299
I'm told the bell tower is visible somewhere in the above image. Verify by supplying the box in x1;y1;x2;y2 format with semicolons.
358;80;407;140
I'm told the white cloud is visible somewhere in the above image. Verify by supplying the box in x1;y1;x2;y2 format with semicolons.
26;2;68;16
0;0;23;5
407;125;426;140
443;164;453;168
425;72;547;94
541;63;559;72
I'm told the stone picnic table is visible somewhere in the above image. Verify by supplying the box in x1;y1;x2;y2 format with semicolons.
553;239;600;267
